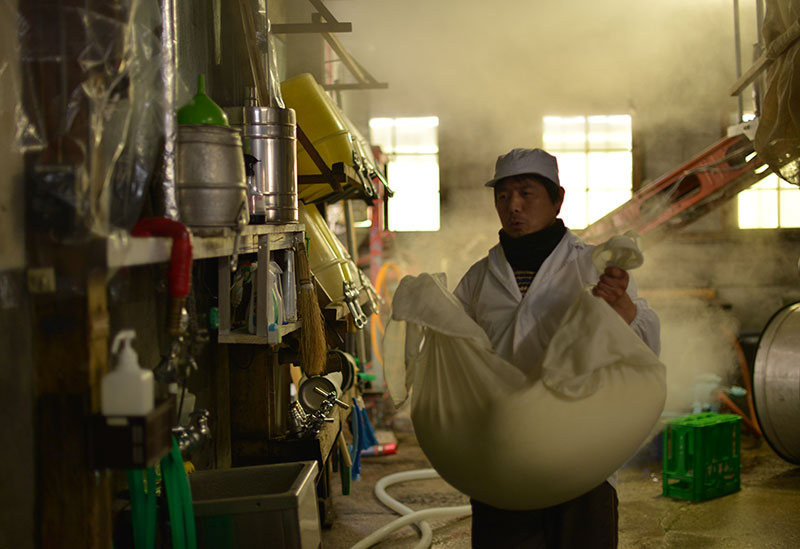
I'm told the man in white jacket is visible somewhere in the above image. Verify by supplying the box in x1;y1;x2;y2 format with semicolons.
454;148;661;548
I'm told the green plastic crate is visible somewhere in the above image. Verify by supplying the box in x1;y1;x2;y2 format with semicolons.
662;412;742;502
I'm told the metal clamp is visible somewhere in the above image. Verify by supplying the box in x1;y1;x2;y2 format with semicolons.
343;281;367;329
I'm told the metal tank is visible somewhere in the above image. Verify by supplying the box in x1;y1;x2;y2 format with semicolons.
226;99;298;224
176;124;249;228
752;301;800;464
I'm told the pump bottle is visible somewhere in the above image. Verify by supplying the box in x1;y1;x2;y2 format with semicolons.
101;330;155;416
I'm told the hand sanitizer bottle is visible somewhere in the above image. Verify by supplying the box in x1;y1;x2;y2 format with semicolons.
101;330;155;416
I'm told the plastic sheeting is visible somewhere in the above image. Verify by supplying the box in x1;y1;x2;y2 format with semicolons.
755;0;800;185
10;0;171;237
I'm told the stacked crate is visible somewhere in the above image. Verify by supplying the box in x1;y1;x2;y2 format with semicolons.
662;412;742;501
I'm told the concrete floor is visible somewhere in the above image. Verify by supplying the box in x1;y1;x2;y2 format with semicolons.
321;415;800;548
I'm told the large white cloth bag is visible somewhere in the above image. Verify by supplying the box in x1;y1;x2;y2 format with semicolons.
384;267;666;510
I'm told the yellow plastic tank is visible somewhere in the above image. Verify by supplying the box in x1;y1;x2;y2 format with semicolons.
300;202;353;305
281;74;355;199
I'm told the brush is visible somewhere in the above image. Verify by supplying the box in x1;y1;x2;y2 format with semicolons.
295;242;327;376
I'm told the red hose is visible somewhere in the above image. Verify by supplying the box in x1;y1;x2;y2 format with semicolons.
720;330;763;437
131;218;193;299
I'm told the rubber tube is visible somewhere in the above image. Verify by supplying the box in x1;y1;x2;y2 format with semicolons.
350;468;471;549
374;470;436;548
126;469;146;549
145;467;157;549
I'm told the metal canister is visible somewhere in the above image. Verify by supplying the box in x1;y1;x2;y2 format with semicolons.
226;105;298;224
176;124;249;227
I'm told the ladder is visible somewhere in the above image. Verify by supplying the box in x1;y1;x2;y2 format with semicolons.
580;134;766;244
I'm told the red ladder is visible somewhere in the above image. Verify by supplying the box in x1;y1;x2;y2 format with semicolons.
580;135;766;244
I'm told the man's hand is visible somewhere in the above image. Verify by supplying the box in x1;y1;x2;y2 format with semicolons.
592;266;637;324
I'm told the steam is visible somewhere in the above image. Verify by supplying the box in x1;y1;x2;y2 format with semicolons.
319;0;795;416
653;297;740;415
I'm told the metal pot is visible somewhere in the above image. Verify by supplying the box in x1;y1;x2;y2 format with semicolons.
176;124;249;228
226;105;298;224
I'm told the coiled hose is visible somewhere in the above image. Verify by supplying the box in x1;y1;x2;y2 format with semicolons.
350;469;471;549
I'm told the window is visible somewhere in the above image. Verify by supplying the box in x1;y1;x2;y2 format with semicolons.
738;172;800;229
369;117;440;232
543;115;633;229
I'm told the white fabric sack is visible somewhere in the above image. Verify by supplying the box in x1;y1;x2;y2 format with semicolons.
384;268;666;510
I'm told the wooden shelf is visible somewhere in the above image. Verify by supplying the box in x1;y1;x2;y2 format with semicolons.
298;162;380;205
106;223;304;268
218;321;302;345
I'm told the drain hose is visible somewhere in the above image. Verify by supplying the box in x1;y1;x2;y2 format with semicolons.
350;468;472;549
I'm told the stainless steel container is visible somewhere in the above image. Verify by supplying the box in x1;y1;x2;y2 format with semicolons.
176;124;249;227
753;301;800;464
190;461;321;549
226;105;298;224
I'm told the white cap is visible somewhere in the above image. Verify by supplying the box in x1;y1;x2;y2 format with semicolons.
485;148;560;188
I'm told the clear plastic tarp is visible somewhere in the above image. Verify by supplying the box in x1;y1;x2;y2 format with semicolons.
8;0;173;238
755;0;800;185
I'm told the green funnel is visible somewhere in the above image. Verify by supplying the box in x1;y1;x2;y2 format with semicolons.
177;74;229;126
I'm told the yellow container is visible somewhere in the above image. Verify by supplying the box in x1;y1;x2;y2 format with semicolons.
281;74;354;198
300;203;353;305
281;74;379;203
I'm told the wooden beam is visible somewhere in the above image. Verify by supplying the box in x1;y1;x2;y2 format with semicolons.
729;54;771;96
730;18;800;96
271;22;352;33
308;0;339;23
322;83;389;91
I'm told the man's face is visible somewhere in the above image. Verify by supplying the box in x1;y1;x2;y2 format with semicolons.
494;176;563;237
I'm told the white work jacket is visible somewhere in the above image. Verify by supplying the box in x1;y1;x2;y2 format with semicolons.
454;230;661;382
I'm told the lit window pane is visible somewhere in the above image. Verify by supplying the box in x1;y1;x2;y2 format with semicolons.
779;185;800;228
370;117;440;232
369;117;439;154
588;115;632;150
752;173;779;190
554;153;587;191
545;115;632;228
561;190;589;229
588;190;630;224
543;116;586;152
369;124;393;152
738;189;778;228
387;155;440;231
394;123;438;154
587;152;632;191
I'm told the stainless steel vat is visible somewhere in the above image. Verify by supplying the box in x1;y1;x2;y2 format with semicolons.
176;124;249;228
753;301;800;464
227;105;298;224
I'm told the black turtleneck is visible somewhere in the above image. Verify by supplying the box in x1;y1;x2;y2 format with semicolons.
499;219;567;273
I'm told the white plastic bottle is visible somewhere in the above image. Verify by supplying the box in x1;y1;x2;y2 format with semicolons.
101;330;155;416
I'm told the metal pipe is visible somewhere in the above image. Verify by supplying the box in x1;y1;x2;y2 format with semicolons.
755;0;764;47
753;0;765;116
344;201;368;363
160;0;179;220
733;0;744;122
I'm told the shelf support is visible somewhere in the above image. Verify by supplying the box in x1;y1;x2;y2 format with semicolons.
257;234;272;338
271;0;352;34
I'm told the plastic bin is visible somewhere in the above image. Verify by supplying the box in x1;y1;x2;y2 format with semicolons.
662;412;742;502
190;461;321;549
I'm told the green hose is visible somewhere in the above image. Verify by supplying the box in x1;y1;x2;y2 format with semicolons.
126;467;157;549
160;437;197;549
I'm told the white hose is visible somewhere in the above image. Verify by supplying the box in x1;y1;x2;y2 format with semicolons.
350;468;472;549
